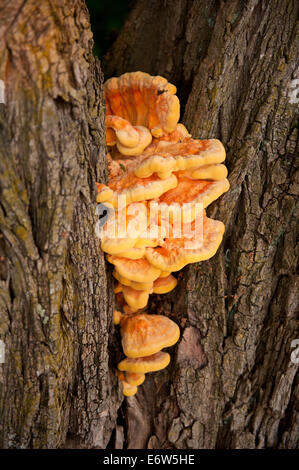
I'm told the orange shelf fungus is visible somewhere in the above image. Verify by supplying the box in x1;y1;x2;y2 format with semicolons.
122;286;151;311
104;72;180;140
97;71;230;396
96;183;113;203
118;351;171;374
107;256;161;284
116;371;138;397
153;274;177;294
155;177;230;223
180;163;228;181
125;372;146;386
113;309;123;325
113;269;153;292
104;168;178;209
134;139;226;179
145;217;225;272
120;313;180;358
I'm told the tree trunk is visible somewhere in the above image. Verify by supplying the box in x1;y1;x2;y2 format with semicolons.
0;0;120;449
103;0;299;449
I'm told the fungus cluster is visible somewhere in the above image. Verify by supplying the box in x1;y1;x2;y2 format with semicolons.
96;72;229;396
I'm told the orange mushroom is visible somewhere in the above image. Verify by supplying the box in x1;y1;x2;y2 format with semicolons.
145;216;225;272
107;256;161;283
96;183;113;203
122;285;151;310
153;274;177;294
99;71;230;396
125;372;145;386
118;351;171;373
106;115;140;148
106;169;178;209
117;246;146;259
104;72;180;140
100;202;147;255
113;309;123;325
113;269;153;291
106;115;153;156
116;370;138;396
155;176;230;223
134;139;226;179
179;163;228;181
120;313;180;358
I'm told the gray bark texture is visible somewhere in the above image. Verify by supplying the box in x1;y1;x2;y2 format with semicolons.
0;0;120;449
0;0;298;450
103;0;299;449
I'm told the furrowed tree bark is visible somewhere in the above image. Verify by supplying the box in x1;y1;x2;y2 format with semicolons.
103;0;299;449
0;1;120;448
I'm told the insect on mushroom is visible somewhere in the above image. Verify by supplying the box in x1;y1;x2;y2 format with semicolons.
96;71;230;396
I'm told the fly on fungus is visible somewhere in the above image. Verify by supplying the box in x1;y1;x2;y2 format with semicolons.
96;71;229;396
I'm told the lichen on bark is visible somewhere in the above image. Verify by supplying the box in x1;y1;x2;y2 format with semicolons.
103;0;299;449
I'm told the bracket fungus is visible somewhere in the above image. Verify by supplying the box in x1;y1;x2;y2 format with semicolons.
96;71;230;396
118;351;171;374
120;313;180;358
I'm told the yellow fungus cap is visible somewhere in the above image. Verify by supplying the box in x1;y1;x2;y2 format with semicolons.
145;216;225;272
113;269;153;291
125;372;145;386
116;126;153;156
108;172;178;209
155;177;230;223
106;115;140;148
118;351;171;373
104;71;180;137
117;246;145;260
153;274;177;294
133;139;226;179
96;183;113;203
180;163;228;181
159;271;171;278
113;309;123;325
122;380;138;396
122;286;151;310
116;371;138;397
100;202;147;255
107;256;161;283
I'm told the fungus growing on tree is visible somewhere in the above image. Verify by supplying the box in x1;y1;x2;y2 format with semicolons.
106;115;152;156
104;72;180;140
106;256;161;283
118;351;171;374
113;269;153;291
121;285;151;311
96;71;229;396
125;372;146;386
116;371;138;397
145;217;225;272
98;164;178;208
155;177;230;223
119;313;180;358
134;139;226;179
